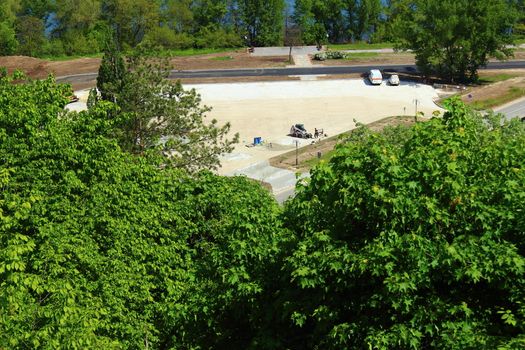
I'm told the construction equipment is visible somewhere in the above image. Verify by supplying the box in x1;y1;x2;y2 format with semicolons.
289;124;312;138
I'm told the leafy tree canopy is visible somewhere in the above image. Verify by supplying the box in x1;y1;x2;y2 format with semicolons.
393;0;519;81
276;98;525;349
0;71;281;348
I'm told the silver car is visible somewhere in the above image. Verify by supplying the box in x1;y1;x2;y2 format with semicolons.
388;74;400;86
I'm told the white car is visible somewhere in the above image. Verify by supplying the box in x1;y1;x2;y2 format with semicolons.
388;74;400;86
368;69;383;85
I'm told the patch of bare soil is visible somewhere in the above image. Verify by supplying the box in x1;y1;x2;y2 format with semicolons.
509;50;525;60
270;116;426;172
0;56;101;79
460;70;525;105
312;52;416;66
170;50;289;70
0;50;288;81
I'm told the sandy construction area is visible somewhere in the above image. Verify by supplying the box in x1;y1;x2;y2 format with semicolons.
186;79;443;174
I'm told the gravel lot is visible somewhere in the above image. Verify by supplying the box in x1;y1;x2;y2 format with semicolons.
185;78;443;174
68;78;442;175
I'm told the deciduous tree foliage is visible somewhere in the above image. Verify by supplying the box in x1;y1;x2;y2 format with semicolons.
293;0;383;44
393;0;519;81
275;99;525;349
238;0;286;46
0;72;282;348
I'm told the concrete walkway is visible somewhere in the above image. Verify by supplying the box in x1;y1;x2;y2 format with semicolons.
230;160;309;203
292;54;313;67
250;46;321;56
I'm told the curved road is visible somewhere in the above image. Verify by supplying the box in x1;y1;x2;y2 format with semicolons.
56;60;525;85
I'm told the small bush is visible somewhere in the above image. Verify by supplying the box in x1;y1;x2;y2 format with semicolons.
313;51;348;61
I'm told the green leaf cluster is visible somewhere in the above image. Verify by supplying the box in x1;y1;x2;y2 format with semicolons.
1;72;525;349
277;97;525;349
393;0;519;82
0;72;283;348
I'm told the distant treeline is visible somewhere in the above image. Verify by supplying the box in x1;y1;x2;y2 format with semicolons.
0;0;407;57
1;0;524;58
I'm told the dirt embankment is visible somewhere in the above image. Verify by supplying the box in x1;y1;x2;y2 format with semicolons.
0;51;288;78
0;51;291;89
0;56;101;79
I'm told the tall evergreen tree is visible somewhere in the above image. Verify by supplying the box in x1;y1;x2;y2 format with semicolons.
96;36;125;102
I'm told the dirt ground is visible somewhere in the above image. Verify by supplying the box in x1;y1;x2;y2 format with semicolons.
460;69;525;105
313;52;416;66
0;50;288;80
311;49;525;68
169;50;290;70
185;79;442;174
0;56;101;79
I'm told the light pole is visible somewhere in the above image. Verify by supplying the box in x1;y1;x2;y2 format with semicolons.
413;98;419;122
295;140;299;166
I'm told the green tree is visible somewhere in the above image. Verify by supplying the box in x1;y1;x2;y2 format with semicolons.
0;71;281;348
54;0;102;32
191;0;229;29
108;54;238;171
295;0;354;43
0;0;20;25
161;0;194;33
102;0;160;47
96;37;126;102
393;0;519;81
273;99;525;349
353;0;382;40
0;21;18;55
14;16;45;57
238;0;286;46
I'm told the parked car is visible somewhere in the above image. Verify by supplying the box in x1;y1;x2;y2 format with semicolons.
388;74;400;86
368;69;383;85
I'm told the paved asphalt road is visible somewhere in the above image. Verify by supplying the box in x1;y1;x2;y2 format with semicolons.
56;60;525;85
495;98;525;121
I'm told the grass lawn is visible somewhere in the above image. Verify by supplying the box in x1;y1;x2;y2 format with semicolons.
478;73;516;84
470;86;525;110
42;47;240;60
327;42;394;50
162;47;240;57
301;147;337;169
343;52;380;60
